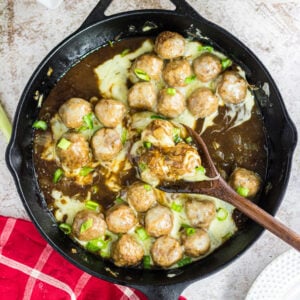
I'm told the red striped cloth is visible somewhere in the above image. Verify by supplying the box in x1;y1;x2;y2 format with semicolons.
0;216;186;300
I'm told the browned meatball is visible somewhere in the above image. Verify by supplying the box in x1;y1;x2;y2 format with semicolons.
72;210;107;241
185;199;216;228
58;98;92;129
56;132;91;170
127;181;157;212
229;167;261;198
218;71;248;104
163;59;192;87
154;31;185;59
94;99;126;128
141;119;175;148
193;53;222;82
127;82;157;111
181;228;210;257
111;234;144;267
151;236;183;267
187;87;218;118
131;54;163;81
106;204;137;234
145;205;173;237
91;128;122;161
157;88;186;118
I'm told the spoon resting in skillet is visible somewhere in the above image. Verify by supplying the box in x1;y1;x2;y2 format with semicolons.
158;125;300;251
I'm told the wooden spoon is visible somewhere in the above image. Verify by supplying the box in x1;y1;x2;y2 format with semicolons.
158;125;300;251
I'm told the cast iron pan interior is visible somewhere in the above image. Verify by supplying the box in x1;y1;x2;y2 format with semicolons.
5;0;297;299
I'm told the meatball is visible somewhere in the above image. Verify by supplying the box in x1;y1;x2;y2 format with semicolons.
111;234;144;267
127;181;157;212
229;167;261;198
187;87;218;118
141;119;175;148
56;132;91;170
185;199;216;228
163;59;192;87
157;88;186;118
181;228;210;257
193;53;222;82
127;82;157;111
151;236;183;267
218;71;248;104
154;31;186;59
72;210;107;241
106;204;137;234
58;98;92;129
91;128;122;161
95;99;126;128
145;205;173;237
131;54;163;81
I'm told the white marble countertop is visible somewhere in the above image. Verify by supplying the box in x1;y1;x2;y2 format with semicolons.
1;1;300;299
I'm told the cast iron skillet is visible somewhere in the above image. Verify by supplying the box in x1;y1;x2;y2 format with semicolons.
6;0;297;299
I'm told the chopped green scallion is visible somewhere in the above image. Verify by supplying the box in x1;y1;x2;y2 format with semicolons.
80;218;93;233
83;113;94;130
186;227;196;236
185;136;193;144
121;129;127;145
136;227;149;241
144;184;152;191
115;197;124;204
184;75;196;84
91;185;99;194
100;247;110;258
177;257;192;267
80;166;94;176
171;202;183;212
150;114;168;120
221;58;232;70
198;45;214;52
108;40;114;47
121;48;130;57
195;166;206;174
143;255;151;269
59;223;71;234
57;138;71;150
236;186;249;197
143;141;152;149
134;68;150;81
216;207;228;221
138;162;147;172
85;200;99;211
32;120;47;131
86;238;106;252
53;168;64;183
167;88;176;95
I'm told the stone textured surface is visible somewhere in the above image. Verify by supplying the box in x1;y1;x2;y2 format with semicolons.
1;1;300;299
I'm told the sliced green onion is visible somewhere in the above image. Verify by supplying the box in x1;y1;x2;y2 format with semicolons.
136;227;149;241
143;255;151;269
185;136;193;144
181;223;191;228
173;128;182;144
80;166;94;176
144;184;152;191
174;134;182;143
198;45;214;52
121;48;130;57
91;185;99;194
195;166;206;174
121;129;127;145
83;112;94;130
86;238;106;252
177;257;192;267
32;120;47;131
216;207;228;221
108;40;114;47
143;141;152;149
184;75;196;84
85;200;99;211
236;186;249;197
57;138;71;150
138;162;147;172
100;246;110;258
221;58;232;70
115;197;124;204
167;88;176;95
186;227;196;236
53;168;64;183
150;114;168;120
59;223;71;234
134;68;150;81
80;218;93;233
171;202;183;212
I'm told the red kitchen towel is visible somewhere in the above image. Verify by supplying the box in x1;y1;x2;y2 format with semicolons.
0;216;186;300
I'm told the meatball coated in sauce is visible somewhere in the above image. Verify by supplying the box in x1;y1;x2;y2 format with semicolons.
111;234;144;267
218;71;248;104
127;181;157;212
56;132;91;170
187;87;218;118
58;98;92;129
157;88;186;118
141;119;175;148
193;53;222;82
229;167;261;198
163;59;192;87
145;205;173;237
127;82;157;111
185;199;216;228
154;31;186;59
72;210;107;241
91;128;122;161
181;228;210;257
131;54;163;81
151;236;183;268
106;204;137;234
94;99;126;128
